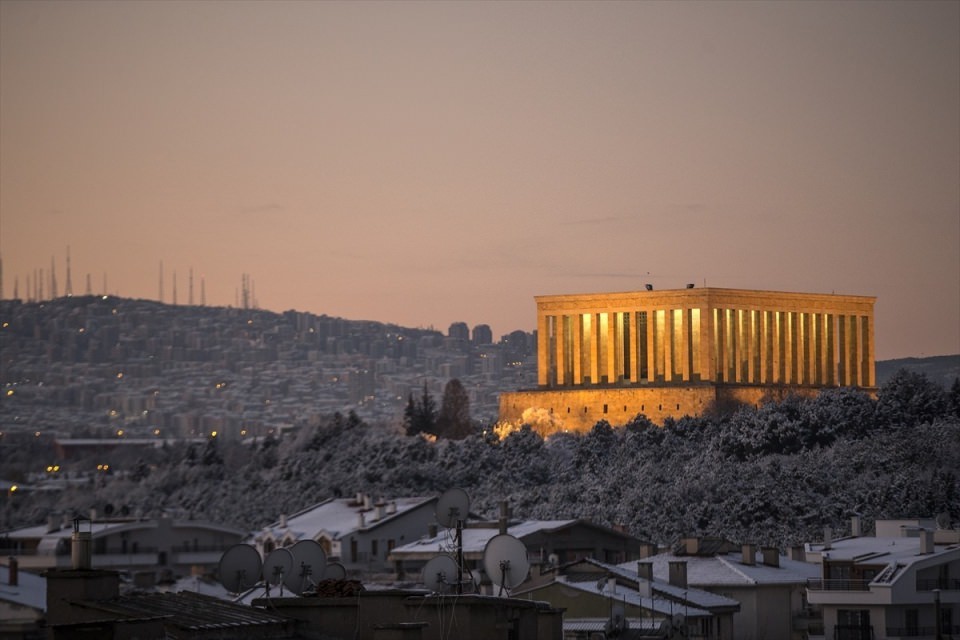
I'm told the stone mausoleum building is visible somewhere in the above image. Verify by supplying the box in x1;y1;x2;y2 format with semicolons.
499;287;876;430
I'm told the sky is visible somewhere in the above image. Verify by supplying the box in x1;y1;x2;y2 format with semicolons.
1;1;958;360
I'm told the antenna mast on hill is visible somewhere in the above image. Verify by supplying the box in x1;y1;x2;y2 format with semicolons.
64;247;73;296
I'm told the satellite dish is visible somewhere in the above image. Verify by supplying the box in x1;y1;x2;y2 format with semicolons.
436;488;470;528
283;540;327;595
482;533;529;595
218;544;262;593
262;547;294;587
325;561;347;581
422;554;458;593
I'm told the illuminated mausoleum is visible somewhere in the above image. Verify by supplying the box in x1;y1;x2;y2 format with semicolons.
498;287;876;431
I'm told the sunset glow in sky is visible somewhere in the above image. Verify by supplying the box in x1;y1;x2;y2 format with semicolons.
2;1;958;359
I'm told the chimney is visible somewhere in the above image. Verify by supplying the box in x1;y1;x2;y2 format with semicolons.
72;518;92;570
375;502;386;521
761;547;780;567
364;495;372;510
851;516;862;537
387;501;397;514
356;492;364;505
8;557;18;586
682;537;699;555
668;561;687;589
637;561;654;582
357;511;366;529
606;577;617;594
47;514;59;533
741;544;756;565
279;514;287;528
499;501;508;535
789;545;806;562
823;526;833;551
920;528;935;554
638;543;657;559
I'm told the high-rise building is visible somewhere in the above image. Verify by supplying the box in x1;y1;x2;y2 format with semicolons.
471;323;493;345
499;287;876;430
448;321;470;341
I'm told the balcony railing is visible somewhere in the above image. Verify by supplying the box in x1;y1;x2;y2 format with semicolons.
916;578;960;591
807;578;872;592
832;625;874;640
886;625;960;638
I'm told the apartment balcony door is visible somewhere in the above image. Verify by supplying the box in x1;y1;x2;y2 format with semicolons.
836;609;872;640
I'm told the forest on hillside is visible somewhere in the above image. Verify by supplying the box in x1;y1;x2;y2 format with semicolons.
3;369;960;547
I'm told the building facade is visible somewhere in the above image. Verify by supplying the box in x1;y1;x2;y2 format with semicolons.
804;518;960;640
499;287;876;429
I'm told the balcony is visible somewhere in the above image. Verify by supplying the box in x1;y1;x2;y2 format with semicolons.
832;625;874;640
808;579;872;592
916;578;960;591
885;625;960;638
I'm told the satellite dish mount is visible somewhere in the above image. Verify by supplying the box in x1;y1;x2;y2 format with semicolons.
436;488;471;595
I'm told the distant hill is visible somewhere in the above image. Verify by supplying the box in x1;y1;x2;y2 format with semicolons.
877;354;960;388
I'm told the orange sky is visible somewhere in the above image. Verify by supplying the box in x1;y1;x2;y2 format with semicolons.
1;1;958;359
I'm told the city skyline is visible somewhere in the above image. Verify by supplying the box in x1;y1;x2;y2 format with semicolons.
2;1;958;359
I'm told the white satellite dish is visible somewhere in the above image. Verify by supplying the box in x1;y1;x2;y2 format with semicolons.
218;544;262;593
283;540;327;595
422;554;458;593
263;547;294;587
436;488;470;528
325;561;347;581
482;533;530;596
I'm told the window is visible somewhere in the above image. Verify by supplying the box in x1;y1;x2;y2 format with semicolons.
371;539;378;558
905;609;918;632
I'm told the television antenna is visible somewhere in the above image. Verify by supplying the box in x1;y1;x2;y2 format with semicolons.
421;554;458;594
218;544;262;594
482;533;529;597
435;488;471;595
283;540;327;595
262;547;294;596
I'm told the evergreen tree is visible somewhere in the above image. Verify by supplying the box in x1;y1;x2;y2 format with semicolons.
404;383;437;436
417;381;437;436
403;393;418;436
436;378;473;439
876;369;949;428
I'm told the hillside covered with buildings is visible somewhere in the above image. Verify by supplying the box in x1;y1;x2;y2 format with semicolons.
1;291;958;548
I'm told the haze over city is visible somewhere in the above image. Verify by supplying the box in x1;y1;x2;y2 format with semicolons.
1;0;957;360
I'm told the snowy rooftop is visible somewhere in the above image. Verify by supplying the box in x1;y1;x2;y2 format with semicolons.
553;576;713;618
583;559;740;610
390;520;578;558
0;568;46;612
618;550;820;588
257;496;436;543
806;533;960;567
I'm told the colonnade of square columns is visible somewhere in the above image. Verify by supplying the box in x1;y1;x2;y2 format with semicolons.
536;289;875;390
